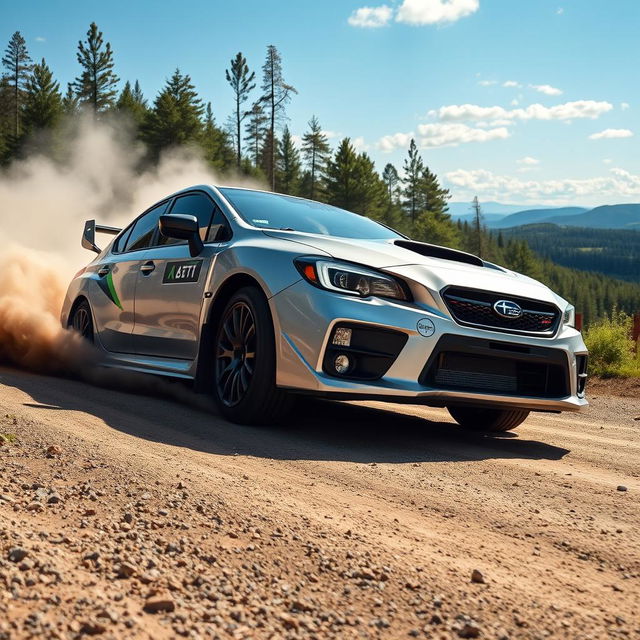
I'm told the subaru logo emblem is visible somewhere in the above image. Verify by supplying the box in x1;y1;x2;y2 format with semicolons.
493;300;523;319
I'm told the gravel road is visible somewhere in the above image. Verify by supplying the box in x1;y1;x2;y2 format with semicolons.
0;367;638;639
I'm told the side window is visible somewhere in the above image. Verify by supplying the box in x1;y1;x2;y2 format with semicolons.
158;193;214;245
113;226;133;253
207;207;232;243
124;201;170;253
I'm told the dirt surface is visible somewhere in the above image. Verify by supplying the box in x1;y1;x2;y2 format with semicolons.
588;376;640;399
1;367;639;640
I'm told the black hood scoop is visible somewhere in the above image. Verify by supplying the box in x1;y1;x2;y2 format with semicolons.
393;240;484;267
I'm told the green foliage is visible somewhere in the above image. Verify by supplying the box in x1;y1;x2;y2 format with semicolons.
301;115;330;199
22;59;63;133
260;45;297;189
401;139;424;221
583;311;640;377
276;126;301;195
201;102;235;171
225;52;256;167
2;31;32;138
244;102;267;167
142;69;204;159
72;22;119;114
116;80;148;128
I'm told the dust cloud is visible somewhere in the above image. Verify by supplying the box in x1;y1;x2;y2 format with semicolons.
0;116;257;399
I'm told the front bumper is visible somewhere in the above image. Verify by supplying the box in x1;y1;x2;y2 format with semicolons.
271;281;588;413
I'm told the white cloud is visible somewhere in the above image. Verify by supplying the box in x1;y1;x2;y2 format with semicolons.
416;123;509;148
396;0;479;25
510;98;519;106
352;136;369;152
503;80;521;88
377;123;509;151
321;130;340;139
35;36;46;42
530;83;563;96
445;167;640;204
556;7;564;14
517;156;539;166
429;100;613;123
377;132;414;152
478;80;497;86
603;158;613;164
621;102;630;110
348;5;393;27
588;128;634;140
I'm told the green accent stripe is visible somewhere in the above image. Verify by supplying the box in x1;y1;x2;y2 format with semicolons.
106;271;123;310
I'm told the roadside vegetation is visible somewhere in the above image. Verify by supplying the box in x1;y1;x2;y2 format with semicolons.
583;311;640;377
1;24;640;329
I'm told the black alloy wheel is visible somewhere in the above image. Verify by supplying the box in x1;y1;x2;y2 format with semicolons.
212;287;292;425
215;300;256;407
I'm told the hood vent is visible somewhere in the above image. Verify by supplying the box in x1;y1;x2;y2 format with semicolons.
393;240;484;267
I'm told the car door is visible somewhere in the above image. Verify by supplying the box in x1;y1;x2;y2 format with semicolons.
90;201;170;353
131;191;232;360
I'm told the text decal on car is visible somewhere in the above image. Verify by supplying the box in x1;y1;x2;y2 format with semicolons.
162;260;203;284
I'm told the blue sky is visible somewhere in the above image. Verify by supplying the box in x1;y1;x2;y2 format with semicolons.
2;0;638;206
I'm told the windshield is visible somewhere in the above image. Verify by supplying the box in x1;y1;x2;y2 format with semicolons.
219;188;402;240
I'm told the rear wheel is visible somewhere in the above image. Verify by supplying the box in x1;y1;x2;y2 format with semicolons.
213;287;291;425
69;300;94;343
447;406;530;432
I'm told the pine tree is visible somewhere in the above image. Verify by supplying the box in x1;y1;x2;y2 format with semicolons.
276;126;301;195
325;138;361;211
62;83;79;116
116;80;148;126
2;31;32;139
201;102;234;171
260;45;297;190
22;59;63;133
225;52;255;168
401;139;424;222
301;115;330;199
354;152;386;219
143;69;204;158
244;102;267;167
382;163;400;202
72;22;119;114
418;166;451;221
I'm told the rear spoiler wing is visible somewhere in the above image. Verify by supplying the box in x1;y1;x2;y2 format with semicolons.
82;219;122;254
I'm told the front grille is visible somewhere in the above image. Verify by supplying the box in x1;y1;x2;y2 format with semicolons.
442;287;560;336
420;335;571;399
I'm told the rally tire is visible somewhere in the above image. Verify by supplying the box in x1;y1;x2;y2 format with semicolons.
447;406;530;432
69;300;94;343
212;286;292;425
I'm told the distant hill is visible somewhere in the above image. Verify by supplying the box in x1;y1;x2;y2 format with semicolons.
492;207;587;228
499;223;640;283
448;201;550;217
545;204;640;229
454;213;507;225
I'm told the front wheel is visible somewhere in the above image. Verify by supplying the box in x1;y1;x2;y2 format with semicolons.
447;406;530;432
212;287;292;425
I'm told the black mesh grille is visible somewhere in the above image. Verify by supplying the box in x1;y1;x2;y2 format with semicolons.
419;335;571;399
442;287;560;336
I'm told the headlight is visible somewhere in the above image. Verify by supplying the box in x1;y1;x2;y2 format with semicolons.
563;304;575;327
295;258;410;301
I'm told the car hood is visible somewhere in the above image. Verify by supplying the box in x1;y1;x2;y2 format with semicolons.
263;230;562;305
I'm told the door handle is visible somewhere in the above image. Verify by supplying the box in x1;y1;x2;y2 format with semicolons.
97;266;110;277
140;261;156;274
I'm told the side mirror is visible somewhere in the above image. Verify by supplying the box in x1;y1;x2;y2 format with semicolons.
159;214;204;257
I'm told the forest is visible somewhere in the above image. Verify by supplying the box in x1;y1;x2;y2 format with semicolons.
1;23;640;326
499;224;640;283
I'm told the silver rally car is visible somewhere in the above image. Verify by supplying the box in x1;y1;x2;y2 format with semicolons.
61;185;588;431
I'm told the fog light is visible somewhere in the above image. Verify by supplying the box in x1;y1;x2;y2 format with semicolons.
332;327;352;347
334;354;351;374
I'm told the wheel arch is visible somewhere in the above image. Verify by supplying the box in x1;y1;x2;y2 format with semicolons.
67;295;91;328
